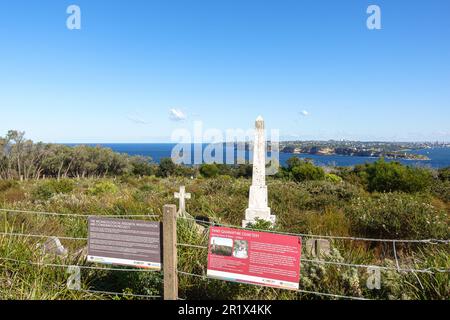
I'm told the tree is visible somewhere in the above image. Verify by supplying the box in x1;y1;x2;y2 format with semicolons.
130;156;154;176
0;130;148;180
158;158;176;177
6;130;25;179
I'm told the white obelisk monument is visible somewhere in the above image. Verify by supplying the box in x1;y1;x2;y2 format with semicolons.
242;116;276;227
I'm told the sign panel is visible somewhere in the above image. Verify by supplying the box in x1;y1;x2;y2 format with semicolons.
207;226;301;290
87;217;161;269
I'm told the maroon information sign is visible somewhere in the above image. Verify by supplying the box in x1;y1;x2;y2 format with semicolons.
207;226;301;290
87;217;161;269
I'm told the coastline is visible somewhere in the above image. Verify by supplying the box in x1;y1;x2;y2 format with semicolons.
282;151;431;161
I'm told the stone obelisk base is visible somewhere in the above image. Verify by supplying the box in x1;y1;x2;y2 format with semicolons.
242;208;276;227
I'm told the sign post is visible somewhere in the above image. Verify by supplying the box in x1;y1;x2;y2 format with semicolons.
163;204;178;300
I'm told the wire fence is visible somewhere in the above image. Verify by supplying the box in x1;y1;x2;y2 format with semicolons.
176;242;450;274
0;256;160;273
0;208;159;219
1;207;449;300
0;207;163;300
79;289;161;299
178;215;450;244
174;213;449;300
176;270;369;300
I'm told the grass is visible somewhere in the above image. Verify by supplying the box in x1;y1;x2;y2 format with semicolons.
0;176;449;300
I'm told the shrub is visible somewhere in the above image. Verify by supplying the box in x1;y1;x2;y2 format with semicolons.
346;193;448;239
325;173;343;183
0;180;18;192
87;181;118;195
290;162;325;182
362;159;433;193
246;218;276;230
236;164;252;178
130;157;154;176
438;167;450;182
286;157;304;170
157;158;176;177
32;179;74;200
199;164;220;178
300;180;363;210
1;187;25;202
174;165;197;178
431;180;450;203
49;179;75;194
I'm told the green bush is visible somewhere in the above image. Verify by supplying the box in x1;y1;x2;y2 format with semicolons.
32;184;53;200
325;173;343;183
300;180;363;210
286;157;304;170
289;161;325;182
438;167;450;182
361;159;433;193
174;165;197;178
235;164;252;178
88;181;118;195
431;180;450;203
157;158;176;177
50;179;75;194
346;193;448;239
246;218;276;230
32;179;74;200
130;157;154;176
199;163;220;178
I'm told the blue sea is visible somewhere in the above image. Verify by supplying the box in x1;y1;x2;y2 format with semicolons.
66;143;450;168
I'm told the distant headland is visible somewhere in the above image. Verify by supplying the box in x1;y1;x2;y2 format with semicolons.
277;140;450;161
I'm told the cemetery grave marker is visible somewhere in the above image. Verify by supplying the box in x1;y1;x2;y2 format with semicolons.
243;116;276;227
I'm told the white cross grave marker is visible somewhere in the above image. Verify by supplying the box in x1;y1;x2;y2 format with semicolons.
174;186;191;216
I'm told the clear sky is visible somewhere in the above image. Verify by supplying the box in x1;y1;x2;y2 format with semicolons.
0;0;449;143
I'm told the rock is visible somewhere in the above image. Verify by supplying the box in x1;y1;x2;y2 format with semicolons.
316;239;331;257
305;239;316;256
40;236;68;257
304;239;331;258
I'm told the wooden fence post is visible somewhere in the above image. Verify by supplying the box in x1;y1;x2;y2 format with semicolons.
163;204;178;300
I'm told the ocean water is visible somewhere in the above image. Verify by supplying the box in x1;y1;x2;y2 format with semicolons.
66;143;450;168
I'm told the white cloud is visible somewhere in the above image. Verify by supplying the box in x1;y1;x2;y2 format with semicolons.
169;108;187;121
126;114;150;125
300;110;310;117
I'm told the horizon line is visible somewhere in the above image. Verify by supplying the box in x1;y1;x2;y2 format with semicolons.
53;140;450;145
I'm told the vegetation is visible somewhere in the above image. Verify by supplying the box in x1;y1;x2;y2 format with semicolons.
199;163;220;178
276;157;326;182
357;159;433;193
0;132;448;300
0;130;153;180
438;167;450;182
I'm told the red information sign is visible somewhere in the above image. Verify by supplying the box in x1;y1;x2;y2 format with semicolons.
207;226;301;290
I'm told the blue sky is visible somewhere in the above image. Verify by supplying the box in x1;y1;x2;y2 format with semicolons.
0;0;449;142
